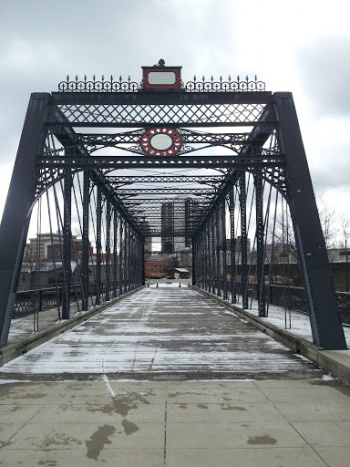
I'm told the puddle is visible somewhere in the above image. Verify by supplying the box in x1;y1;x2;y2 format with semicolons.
86;424;115;460
196;403;208;409
247;435;277;445
122;419;139;435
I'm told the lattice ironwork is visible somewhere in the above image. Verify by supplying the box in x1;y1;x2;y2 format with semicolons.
54;102;267;126
115;188;215;197
105;175;225;186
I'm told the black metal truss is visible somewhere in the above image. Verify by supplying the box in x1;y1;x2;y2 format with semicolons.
123;201;208;209
45;130;274;156
127;205;207;214
38;155;284;170
48;106;144;238
52;130;252;147
0;75;346;351
49;90;272;127
115;188;215;197
123;198;208;205
105;175;225;187
51;103;266;127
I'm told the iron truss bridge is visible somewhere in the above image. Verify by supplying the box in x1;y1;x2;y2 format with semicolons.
0;60;347;351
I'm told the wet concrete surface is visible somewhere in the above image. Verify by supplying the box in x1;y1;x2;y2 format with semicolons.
1;379;350;466
0;287;324;380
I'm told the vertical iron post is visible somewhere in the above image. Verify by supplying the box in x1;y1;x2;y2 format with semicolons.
81;171;90;311
105;197;111;301
113;209;118;297
222;197;228;300
211;214;216;294
239;172;249;308
141;236;145;286
125;222;130;291
207;222;212;294
62;168;72;319
119;218;123;296
229;185;237;303
95;185;102;305
255;172;267;316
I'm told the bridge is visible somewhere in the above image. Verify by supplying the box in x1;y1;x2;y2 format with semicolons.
0;61;350;465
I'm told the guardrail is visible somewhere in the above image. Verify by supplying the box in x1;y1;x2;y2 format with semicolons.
196;279;350;325
13;281;131;318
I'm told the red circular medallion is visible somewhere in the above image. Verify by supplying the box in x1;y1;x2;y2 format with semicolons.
141;127;182;156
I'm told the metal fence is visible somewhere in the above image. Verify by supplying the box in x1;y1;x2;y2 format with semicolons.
12;281;131;319
197;279;350;326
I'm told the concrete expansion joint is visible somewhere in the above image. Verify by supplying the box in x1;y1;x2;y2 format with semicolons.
163;383;168;467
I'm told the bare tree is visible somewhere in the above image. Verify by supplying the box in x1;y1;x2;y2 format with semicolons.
316;196;339;250
339;215;350;249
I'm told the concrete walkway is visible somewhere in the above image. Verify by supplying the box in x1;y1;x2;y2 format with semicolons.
1;379;350;466
1;286;350;466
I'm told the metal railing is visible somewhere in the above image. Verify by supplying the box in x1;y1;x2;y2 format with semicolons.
13;280;132;318
196;278;350;325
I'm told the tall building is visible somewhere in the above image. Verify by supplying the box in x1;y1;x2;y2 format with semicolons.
161;202;174;253
161;197;199;253
138;218;152;254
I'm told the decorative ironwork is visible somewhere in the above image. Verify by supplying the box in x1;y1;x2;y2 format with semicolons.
185;75;265;92
115;188;215;197
55;102;266;126
105;175;225;186
58;75;141;93
58;74;266;93
37;154;286;171
141;127;182;156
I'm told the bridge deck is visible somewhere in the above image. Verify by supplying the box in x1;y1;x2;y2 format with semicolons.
1;286;350;466
1;285;326;379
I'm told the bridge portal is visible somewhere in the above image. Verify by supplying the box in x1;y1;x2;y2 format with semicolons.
0;60;346;350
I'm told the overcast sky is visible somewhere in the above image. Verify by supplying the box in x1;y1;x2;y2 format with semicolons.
1;0;349;221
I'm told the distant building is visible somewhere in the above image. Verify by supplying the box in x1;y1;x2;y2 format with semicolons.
161;202;174;253
161;197;199;253
138;218;152;253
145;256;167;279
24;233;92;262
174;268;190;279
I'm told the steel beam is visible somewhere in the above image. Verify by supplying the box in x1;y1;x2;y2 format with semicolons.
0;94;50;346
62;168;72;319
229;186;237;304
274;92;347;350
51;90;272;106
81;171;90;311
95;185;102;305
255;172;267;316
105;198;111;301
239;172;249;309
37;155;284;170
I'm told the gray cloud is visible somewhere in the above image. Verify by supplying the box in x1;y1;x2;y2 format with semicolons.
297;35;350;116
0;0;239;165
2;0;350;215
